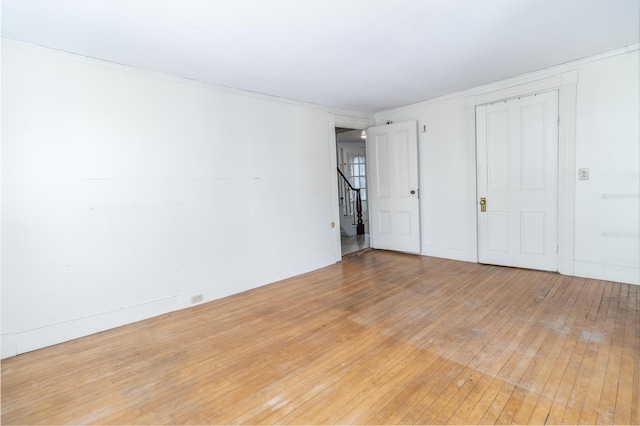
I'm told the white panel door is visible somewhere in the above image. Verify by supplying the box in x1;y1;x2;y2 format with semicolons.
367;121;420;253
477;91;558;271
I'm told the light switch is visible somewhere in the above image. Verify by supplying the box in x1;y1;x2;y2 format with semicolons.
579;168;589;180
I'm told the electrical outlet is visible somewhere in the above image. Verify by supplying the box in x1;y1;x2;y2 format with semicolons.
191;293;203;304
579;168;589;180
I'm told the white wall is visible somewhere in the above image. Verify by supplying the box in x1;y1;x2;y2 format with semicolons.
573;51;640;283
375;46;639;285
1;41;371;358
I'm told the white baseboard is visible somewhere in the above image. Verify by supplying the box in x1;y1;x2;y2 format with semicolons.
1;252;336;359
419;246;640;286
573;260;639;285
420;245;470;262
2;295;181;359
1;334;17;359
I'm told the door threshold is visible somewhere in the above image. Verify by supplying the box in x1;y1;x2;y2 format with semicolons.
342;247;373;260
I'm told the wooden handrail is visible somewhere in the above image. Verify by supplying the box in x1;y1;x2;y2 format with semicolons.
337;167;365;235
337;167;356;191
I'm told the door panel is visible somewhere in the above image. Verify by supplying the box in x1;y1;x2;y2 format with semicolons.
521;211;545;254
477;92;558;271
521;104;546;190
373;134;390;197
487;110;510;192
488;211;509;252
367;121;420;253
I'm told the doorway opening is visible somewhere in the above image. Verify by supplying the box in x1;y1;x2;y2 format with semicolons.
336;127;370;257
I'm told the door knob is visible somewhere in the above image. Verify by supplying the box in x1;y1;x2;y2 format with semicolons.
480;197;486;212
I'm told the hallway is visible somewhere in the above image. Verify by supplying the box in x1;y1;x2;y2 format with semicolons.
341;233;369;257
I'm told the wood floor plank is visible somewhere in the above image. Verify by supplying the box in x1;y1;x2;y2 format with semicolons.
560;281;616;424
454;272;565;424
484;280;564;424
284;262;484;424
509;276;593;425
579;282;622;425
369;267;537;424
414;271;562;425
615;282;637;425
2;250;638;425
531;279;611;424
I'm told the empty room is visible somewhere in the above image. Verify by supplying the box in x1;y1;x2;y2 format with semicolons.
1;0;638;424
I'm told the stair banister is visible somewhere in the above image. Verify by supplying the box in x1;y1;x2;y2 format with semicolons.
337;167;365;235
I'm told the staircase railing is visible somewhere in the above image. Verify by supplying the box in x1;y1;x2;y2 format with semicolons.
337;167;365;235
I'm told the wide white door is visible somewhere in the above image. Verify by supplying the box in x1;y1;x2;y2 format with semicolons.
477;91;559;271
366;121;420;253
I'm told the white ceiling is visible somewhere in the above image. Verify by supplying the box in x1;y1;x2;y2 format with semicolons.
2;0;639;113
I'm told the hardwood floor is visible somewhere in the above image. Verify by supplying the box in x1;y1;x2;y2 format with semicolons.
2;250;638;424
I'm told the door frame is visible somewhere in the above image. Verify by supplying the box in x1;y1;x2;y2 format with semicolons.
465;71;578;276
327;112;375;262
476;91;559;271
338;133;369;236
